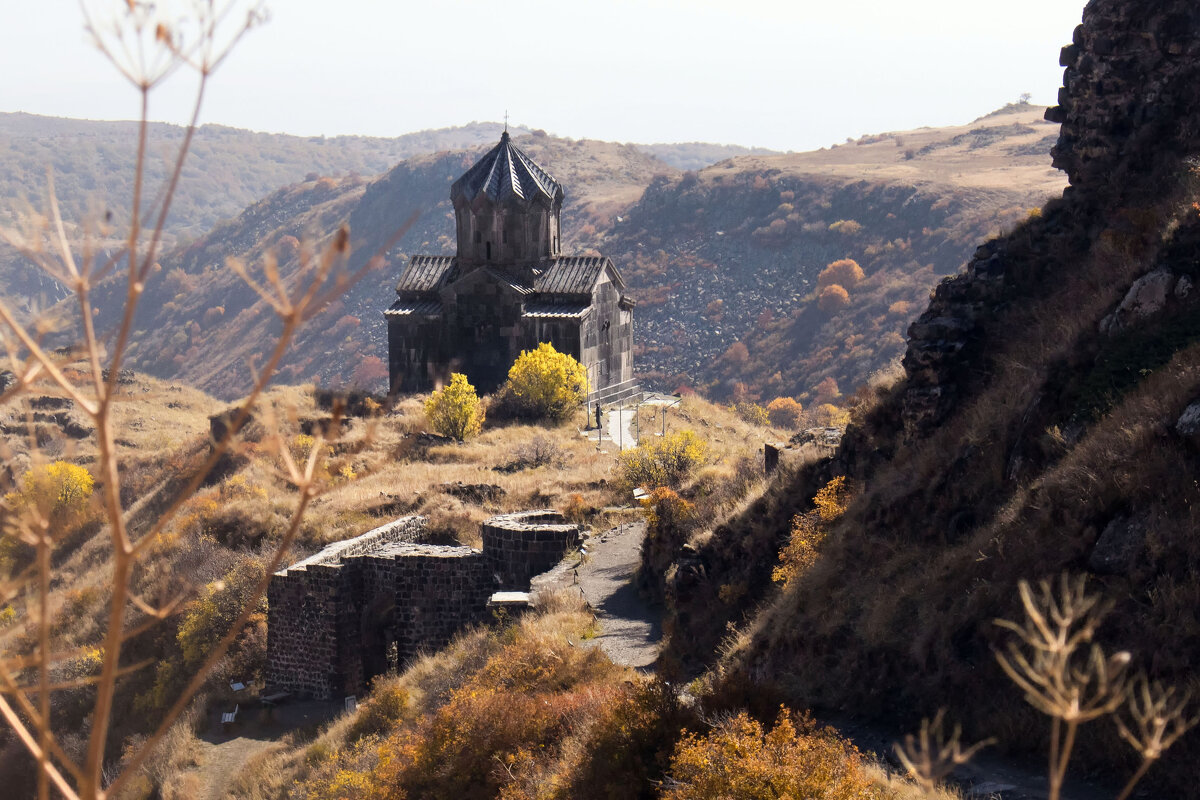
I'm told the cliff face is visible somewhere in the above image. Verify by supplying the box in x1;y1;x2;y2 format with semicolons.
901;0;1200;435
665;1;1200;791
1050;0;1200;199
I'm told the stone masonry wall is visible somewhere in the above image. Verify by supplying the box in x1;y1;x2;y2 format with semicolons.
482;510;581;591
266;516;426;699
268;511;580;699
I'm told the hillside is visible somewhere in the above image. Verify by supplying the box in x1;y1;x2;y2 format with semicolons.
632;141;780;171
604;105;1065;403
80;134;677;399
0;367;785;798
657;0;1200;794
75;108;1063;403
0;114;532;318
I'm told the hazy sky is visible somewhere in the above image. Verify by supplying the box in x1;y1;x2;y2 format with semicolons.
1;0;1084;151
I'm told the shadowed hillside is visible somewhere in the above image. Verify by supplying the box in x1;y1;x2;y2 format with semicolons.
659;0;1200;793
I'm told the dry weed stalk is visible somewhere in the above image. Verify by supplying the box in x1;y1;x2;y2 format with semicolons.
0;3;396;798
995;575;1130;800
1112;676;1198;800
893;709;992;792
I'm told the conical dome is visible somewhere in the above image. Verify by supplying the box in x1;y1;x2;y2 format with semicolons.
450;131;563;207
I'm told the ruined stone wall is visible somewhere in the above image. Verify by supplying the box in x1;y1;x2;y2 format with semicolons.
482;510;581;591
361;545;493;661
1049;0;1200;205
267;511;581;699
266;516;426;699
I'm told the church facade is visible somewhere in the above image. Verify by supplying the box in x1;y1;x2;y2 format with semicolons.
386;132;634;396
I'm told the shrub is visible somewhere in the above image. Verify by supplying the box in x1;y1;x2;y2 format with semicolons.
663;708;882;800
827;219;863;236
813;403;851;428
617;431;709;492
424;373;485;440
502;342;587;421
773;477;849;587
766;397;804;429
818;284;851;313
732;401;769;426
817;258;865;291
6;460;95;526
346;683;410;743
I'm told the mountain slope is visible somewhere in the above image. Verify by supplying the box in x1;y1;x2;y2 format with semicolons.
662;0;1200;792
81;109;1064;402
603;106;1064;401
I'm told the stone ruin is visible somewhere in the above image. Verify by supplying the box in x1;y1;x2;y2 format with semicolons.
266;510;580;699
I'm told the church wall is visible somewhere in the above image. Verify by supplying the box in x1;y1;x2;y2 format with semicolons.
442;281;527;393
521;319;582;364
454;199;560;268
581;273;634;389
387;316;449;393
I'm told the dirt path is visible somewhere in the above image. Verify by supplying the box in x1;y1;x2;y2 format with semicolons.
186;700;338;799
193;734;275;800
533;520;661;669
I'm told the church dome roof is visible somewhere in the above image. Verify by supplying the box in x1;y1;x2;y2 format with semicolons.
450;131;563;207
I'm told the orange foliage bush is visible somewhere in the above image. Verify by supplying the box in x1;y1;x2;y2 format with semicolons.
817;284;850;313
817;258;865;291
766;397;804;429
773;477;848;587
663;708;882;800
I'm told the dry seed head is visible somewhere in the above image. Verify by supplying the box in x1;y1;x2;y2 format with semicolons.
893;709;993;791
1116;675;1199;761
995;575;1131;724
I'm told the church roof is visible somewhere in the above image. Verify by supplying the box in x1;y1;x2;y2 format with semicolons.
395;254;620;300
450;132;563;207
533;256;616;295
523;302;590;319
385;298;443;317
397;255;455;293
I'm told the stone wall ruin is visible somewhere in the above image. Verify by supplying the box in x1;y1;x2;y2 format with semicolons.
266;510;580;699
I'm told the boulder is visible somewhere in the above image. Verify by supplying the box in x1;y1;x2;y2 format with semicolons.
1100;268;1176;333
1088;514;1147;575
1176;400;1200;437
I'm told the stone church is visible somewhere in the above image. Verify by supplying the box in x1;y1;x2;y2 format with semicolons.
386;131;635;396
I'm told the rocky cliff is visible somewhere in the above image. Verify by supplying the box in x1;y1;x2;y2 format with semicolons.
665;1;1200;792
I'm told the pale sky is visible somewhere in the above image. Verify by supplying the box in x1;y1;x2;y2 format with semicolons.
0;0;1084;151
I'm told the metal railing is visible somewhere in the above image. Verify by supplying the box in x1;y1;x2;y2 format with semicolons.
586;378;641;408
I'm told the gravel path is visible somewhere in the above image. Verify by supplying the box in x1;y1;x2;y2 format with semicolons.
533;520;661;669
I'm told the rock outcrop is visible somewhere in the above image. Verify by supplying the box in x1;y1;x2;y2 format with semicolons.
900;0;1200;435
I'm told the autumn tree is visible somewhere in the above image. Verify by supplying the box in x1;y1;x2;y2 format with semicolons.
818;284;850;313
766;397;804;429
502;342;588;421
424;373;485;440
817;258;865;291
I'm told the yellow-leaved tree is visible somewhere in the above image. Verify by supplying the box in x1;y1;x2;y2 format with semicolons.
425;373;485;440
503;342;588;421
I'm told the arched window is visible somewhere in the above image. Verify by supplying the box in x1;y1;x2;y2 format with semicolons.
486;241;492;260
